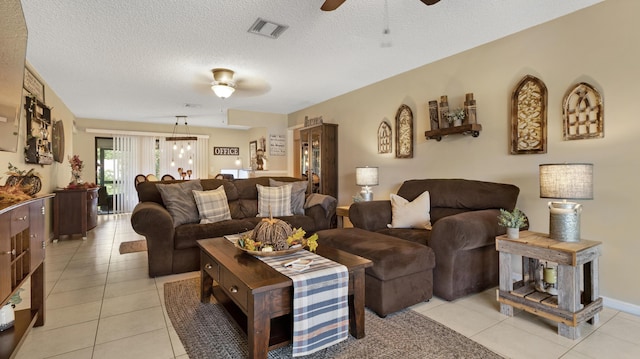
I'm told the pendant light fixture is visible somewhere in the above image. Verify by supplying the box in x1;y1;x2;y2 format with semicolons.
167;116;197;179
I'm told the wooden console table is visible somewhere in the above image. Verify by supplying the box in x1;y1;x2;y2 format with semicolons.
496;231;602;339
53;187;98;241
0;195;52;359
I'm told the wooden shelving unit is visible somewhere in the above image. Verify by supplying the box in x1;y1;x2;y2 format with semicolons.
24;96;53;165
424;123;482;141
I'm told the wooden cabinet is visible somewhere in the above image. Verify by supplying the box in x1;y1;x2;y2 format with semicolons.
0;196;51;359
53;188;99;240
298;123;338;199
496;231;602;339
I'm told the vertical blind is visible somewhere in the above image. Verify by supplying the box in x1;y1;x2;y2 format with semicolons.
112;134;209;213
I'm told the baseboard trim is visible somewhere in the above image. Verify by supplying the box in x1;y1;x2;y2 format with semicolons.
603;296;640;316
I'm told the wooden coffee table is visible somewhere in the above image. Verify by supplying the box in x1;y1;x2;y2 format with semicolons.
197;237;372;359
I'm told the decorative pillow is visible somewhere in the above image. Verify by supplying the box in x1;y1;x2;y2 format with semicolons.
269;179;307;215
387;191;431;229
156;180;203;227
192;186;231;224
256;184;293;217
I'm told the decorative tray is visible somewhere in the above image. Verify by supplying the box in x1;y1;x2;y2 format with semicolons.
235;243;303;257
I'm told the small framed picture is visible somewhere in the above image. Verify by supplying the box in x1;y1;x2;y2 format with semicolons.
24;67;45;103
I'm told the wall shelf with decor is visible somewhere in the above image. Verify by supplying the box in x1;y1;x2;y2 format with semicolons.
24;96;53;165
424;124;482;142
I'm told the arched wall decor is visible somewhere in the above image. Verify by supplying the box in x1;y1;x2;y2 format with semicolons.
562;82;604;140
395;104;413;158
510;75;547;154
378;120;392;154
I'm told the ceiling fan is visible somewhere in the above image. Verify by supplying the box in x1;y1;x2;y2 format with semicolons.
321;0;441;11
207;68;270;99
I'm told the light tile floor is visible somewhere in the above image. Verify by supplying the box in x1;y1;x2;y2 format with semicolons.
12;214;640;359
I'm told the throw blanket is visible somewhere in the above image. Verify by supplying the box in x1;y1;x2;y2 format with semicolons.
304;193;337;218
260;251;349;357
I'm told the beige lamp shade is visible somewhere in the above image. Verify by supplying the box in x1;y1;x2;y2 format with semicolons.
539;163;593;200
356;167;379;186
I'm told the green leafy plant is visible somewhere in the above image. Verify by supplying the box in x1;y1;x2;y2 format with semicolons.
8;288;23;307
497;208;528;229
6;162;39;177
446;108;465;124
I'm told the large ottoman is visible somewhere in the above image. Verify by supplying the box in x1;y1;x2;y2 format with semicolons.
316;228;436;317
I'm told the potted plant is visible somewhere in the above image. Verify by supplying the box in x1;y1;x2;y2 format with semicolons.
498;208;528;239
446;108;465;127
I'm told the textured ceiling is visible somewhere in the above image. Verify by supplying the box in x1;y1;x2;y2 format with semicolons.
21;0;602;128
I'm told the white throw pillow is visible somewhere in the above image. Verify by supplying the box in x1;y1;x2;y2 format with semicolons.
387;191;431;229
192;186;232;224
256;184;293;217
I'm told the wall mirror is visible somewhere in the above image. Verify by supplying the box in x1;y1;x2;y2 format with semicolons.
0;0;28;152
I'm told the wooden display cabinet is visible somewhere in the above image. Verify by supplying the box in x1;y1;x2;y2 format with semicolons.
297;123;338;199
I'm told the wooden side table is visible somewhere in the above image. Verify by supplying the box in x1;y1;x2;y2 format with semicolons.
336;205;351;228
496;231;602;339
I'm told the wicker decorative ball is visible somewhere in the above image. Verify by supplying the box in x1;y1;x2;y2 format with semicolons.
252;217;293;251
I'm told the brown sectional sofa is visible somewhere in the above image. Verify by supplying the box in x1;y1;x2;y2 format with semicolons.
347;178;522;301
131;177;336;277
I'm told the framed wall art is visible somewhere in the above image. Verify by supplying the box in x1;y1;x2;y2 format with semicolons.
510;75;547;154
24;67;45;103
378;120;392;154
562;82;603;140
395;104;413;158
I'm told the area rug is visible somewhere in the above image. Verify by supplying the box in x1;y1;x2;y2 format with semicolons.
118;240;147;254
165;278;503;359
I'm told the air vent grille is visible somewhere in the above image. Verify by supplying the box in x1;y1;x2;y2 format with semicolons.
248;18;288;39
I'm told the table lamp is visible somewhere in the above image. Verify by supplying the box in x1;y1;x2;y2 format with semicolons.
539;163;593;242
356;167;379;201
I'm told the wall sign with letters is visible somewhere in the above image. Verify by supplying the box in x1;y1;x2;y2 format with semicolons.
213;147;239;156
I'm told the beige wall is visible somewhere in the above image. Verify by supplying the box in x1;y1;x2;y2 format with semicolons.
73;109;289;179
0;63;77;238
290;0;640;307
229;109;289;171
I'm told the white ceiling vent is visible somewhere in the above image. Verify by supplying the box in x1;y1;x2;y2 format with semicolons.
248;18;288;39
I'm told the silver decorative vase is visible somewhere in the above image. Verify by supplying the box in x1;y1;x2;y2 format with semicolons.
548;202;582;242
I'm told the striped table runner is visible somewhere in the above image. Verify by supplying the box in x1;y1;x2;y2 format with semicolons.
260;251;349;356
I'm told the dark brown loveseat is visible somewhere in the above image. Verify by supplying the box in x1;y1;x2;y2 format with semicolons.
131;177;336;277
348;179;521;301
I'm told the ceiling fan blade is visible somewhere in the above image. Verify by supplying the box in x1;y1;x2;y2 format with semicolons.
321;0;347;11
420;0;441;5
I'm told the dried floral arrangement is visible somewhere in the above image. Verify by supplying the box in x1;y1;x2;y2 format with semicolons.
237;217;318;253
0;163;41;204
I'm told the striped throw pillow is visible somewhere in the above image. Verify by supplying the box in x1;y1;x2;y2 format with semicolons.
192;186;231;224
257;184;293;217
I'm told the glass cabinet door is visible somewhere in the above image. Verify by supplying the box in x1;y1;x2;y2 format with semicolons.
310;130;321;193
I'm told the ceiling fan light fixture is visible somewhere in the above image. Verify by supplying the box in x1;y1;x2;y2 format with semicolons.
211;68;237;99
211;84;236;99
